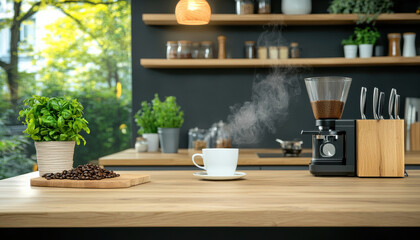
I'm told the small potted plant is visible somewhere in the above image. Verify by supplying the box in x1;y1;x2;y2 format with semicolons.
152;94;184;153
354;26;381;58
134;101;159;152
342;34;358;59
18;95;90;176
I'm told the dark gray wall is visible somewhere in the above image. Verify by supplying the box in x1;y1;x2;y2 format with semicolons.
131;0;420;149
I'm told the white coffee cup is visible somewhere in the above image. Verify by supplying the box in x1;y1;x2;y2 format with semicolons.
192;148;239;176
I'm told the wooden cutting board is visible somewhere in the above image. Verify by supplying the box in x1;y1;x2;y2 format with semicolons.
30;174;151;189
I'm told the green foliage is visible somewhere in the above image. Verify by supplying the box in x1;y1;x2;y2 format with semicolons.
18;95;90;145
341;34;357;46
134;101;158;135
354;26;381;45
0;114;35;180
152;94;184;129
328;0;394;24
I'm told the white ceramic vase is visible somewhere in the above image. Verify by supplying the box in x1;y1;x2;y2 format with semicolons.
403;33;416;57
359;44;373;58
35;141;75;176
344;45;357;59
282;0;312;14
142;133;159;152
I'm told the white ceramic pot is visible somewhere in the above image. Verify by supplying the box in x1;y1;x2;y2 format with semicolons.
282;0;312;14
344;45;357;59
35;141;75;176
403;33;416;57
142;133;159;152
359;44;373;58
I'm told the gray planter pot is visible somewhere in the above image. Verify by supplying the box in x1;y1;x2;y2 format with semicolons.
158;128;180;153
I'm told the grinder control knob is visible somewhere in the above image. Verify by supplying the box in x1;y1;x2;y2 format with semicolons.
320;142;336;157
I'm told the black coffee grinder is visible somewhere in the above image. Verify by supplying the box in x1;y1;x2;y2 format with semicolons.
301;77;356;177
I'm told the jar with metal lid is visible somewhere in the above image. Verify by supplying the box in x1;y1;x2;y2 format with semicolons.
290;42;300;58
235;0;254;15
258;0;271;14
166;41;178;59
200;41;214;59
135;137;148;152
388;33;401;57
244;41;256;59
177;40;193;59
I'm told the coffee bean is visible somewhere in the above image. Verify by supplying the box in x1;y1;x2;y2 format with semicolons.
42;164;120;181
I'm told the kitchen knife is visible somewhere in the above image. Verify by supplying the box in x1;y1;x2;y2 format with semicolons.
360;87;367;119
388;88;397;119
395;94;400;119
373;87;379;119
378;92;385;120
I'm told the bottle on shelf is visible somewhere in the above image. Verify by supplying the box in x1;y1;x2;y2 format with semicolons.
290;42;300;58
218;35;226;59
387;33;401;57
403;32;416;57
244;41;257;59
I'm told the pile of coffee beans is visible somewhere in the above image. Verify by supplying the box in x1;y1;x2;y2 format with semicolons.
41;164;120;180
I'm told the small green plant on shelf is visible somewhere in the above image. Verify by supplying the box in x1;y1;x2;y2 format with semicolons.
134;101;158;135
341;34;358;46
152;94;184;129
18;95;90;145
354;26;381;45
328;0;394;24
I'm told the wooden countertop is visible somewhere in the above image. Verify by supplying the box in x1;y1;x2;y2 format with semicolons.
1;170;420;227
98;148;420;167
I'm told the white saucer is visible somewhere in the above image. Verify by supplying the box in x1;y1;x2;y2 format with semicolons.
193;171;246;181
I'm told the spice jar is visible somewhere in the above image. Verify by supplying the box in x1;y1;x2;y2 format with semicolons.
177;40;193;59
244;41;256;59
403;32;416;57
216;121;232;148
279;46;289;59
135;137;148;152
269;46;279;59
258;0;271;14
258;46;267;59
200;41;214;59
387;33;401;57
166;41;178;59
290;42;300;58
192;42;200;59
188;128;209;150
235;0;254;15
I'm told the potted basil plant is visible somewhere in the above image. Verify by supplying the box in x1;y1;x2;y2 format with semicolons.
342;34;358;59
152;94;184;153
354;26;381;58
18;95;90;176
134;101;159;152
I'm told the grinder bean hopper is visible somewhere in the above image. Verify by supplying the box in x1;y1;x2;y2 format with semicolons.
301;77;356;176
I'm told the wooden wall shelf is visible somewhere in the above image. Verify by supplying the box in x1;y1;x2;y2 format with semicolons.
142;13;420;26
140;57;420;69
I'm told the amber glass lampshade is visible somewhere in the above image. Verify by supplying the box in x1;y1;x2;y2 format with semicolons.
175;0;211;25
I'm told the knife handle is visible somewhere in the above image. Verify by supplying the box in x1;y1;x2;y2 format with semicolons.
360;87;367;119
373;88;379;119
389;88;396;119
395;94;400;119
378;92;385;120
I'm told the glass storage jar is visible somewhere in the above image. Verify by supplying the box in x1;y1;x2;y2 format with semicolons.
290;42;300;58
200;41;214;59
269;46;279;59
235;0;254;15
177;40;193;59
188;128;209;150
192;42;200;59
258;0;271;14
258;46;267;59
388;33;401;57
279;46;289;59
166;41;178;59
244;41;256;59
216;121;232;148
135;137;148;152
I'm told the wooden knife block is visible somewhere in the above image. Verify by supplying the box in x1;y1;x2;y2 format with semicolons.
356;120;405;177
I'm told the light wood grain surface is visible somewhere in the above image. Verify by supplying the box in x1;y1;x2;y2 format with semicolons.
1;170;420;227
98;148;420;167
140;57;420;69
99;148;312;166
142;13;420;26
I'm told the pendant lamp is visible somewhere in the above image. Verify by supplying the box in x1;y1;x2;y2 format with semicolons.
175;0;211;25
